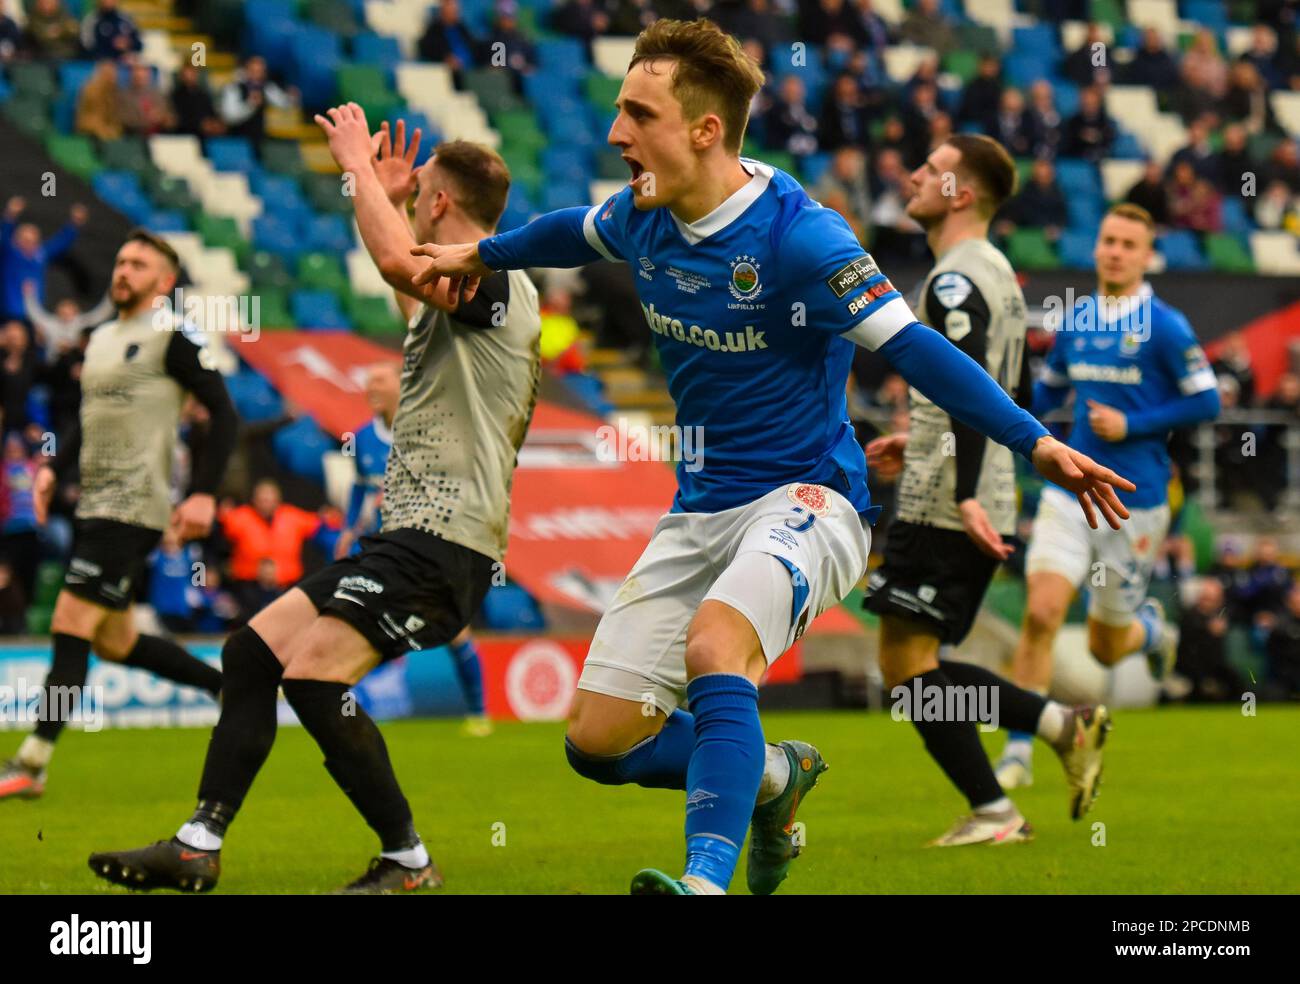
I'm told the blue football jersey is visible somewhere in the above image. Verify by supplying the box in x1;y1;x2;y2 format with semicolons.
345;416;393;540
1040;284;1217;509
581;160;916;515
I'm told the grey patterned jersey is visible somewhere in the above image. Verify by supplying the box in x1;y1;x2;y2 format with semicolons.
381;269;541;561
897;237;1028;535
76;311;218;530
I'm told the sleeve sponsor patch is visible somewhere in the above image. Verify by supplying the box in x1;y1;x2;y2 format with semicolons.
826;254;882;298
846;279;896;317
932;272;974;309
944;309;972;341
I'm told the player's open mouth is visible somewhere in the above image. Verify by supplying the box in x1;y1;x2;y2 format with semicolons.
625;156;645;184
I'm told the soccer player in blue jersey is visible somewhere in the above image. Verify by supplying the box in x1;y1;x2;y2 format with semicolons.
411;19;1133;895
337;361;492;736
994;203;1221;790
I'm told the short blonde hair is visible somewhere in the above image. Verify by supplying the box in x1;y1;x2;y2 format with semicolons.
629;19;766;154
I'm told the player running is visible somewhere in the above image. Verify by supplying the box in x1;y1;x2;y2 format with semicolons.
88;111;540;893
0;230;236;801
409;19;1133;895
993;203;1221;789
863;136;1114;843
337;361;491;736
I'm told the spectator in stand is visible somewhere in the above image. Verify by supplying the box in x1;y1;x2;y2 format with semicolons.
170;63;225;139
0;432;40;603
219;55;297;147
1243;22;1283;90
1259;372;1300;508
195;565;238;633
1126;26;1179;91
874;114;910;161
80;0;141;60
1278;27;1300;90
1061;85;1115;161
1181;27;1229;101
1173;51;1225;124
715;0;790;60
867;146;926;261
850;0;892;57
1255;179;1300;231
1265;139;1300;193
0;8;19;64
220;478;324;624
1168;114;1221;184
549;0;608;58
1173;579;1242;702
1;320;38;436
420;0;484;74
1212;331;1256;406
147;528;203;634
819;73;873;151
899;0;953;56
1240;536;1293;630
538;285;585;375
813;145;871;241
23;283;111;362
1168;160;1224;232
1;198;87;322
762;74;819;159
803;0;864;46
119;62;174;136
22;0;81;62
997;157;1067;240
1213;375;1254;506
992;87;1040;159
899;81;941;165
1027;79;1063;158
1215;122;1255;198
1125;160;1171;226
75;59;125;141
1062;21;1111;89
483;1;537;84
1221;58;1282;136
1264;583;1300;699
957;56;1003;133
927;109;953;151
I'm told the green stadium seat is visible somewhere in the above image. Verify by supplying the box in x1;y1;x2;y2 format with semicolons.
942;50;980;84
1247;132;1283;164
46;133;100;179
492;110;545;153
151;175;198;212
349;294;405;337
10;62;57;100
1205;233;1254;274
194;213;246;255
304;172;356;215
466;68;523;114
100;137;152;174
501;152;542;198
306;0;359;36
1006;229;1061;270
584;72;623;111
4;96;52;140
247;250;293;290
762;150;798;175
336;64;402;121
34;561;64;608
955;23;1000;56
261;139;306;178
251;287;294;328
1090;0;1126;29
297;252;350;294
26;605;53;636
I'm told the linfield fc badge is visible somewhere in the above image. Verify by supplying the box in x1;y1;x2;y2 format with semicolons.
787;483;832;517
728;255;763;302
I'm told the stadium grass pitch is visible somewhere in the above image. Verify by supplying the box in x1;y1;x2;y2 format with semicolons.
2;705;1296;894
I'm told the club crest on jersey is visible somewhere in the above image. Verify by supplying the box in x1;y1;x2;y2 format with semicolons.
728;255;763;302
787;483;832;517
1120;332;1143;356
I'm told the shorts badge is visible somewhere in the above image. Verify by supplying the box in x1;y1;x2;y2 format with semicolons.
787;484;831;517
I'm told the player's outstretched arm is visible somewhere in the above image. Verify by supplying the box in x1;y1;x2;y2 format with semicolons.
314;102;465;312
879;323;1134;529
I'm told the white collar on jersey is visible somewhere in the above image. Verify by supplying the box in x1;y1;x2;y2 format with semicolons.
1096;279;1154;321
372;414;393;444
669;158;773;245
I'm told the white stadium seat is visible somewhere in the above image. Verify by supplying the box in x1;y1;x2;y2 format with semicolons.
363;0;426;57
1224;26;1254;58
1272;91;1300;139
1250;231;1300;275
140;31;181;90
347;248;402;316
882;45;935;85
871;0;905;25
592;37;637;78
149;134;205;180
1061;20;1115;52
1101;160;1146;202
1104;85;1160;134
589;180;624;206
1127;0;1180;46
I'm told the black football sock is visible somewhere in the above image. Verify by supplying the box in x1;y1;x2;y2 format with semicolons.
32;633;93;744
189;627;284;839
905;668;1005;810
939;659;1050;734
124;634;222;696
281;678;419;852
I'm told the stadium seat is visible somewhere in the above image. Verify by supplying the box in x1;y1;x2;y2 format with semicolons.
291;289;352;330
1156;231;1207;271
480;583;545;631
1250;231;1300;275
207;137;258;174
46;134;100;179
260;139;306;178
349;294;405;336
1204;232;1254;274
1006;228;1060;270
253;214;305;262
1054;158;1101;197
1057;230;1096;268
272;415;333;485
306;214;353;254
225;368;286;422
297;252;350;294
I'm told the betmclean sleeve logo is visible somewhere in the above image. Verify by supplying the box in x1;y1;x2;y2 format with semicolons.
826;255;882;298
846;279;895;317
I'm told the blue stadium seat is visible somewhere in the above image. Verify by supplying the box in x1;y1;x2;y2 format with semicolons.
480;584;545;631
800;151;833;185
58;61;95;98
1185;0;1228;31
524;69;579;104
0;76;10;105
1058;230;1096;268
249;171;298;201
540;145;592;184
290;27;343;105
537;38;588;77
540;181;590;212
225;368;285;423
243;13;298;68
1003;52;1057;88
207;136;258;173
291;290;351;331
1054;81;1080;119
1066;195;1103;231
116;193;154;225
306;214;352;253
253;214;304;261
563;372;612;416
1110;131;1145;160
385;109;438;165
1221;196;1250;235
1157;231;1207;270
272;415;331;485
352;32;403;84
542;112;596;148
144;210;189;233
1055;158;1101;196
92;170;144;202
1013;24;1061;57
